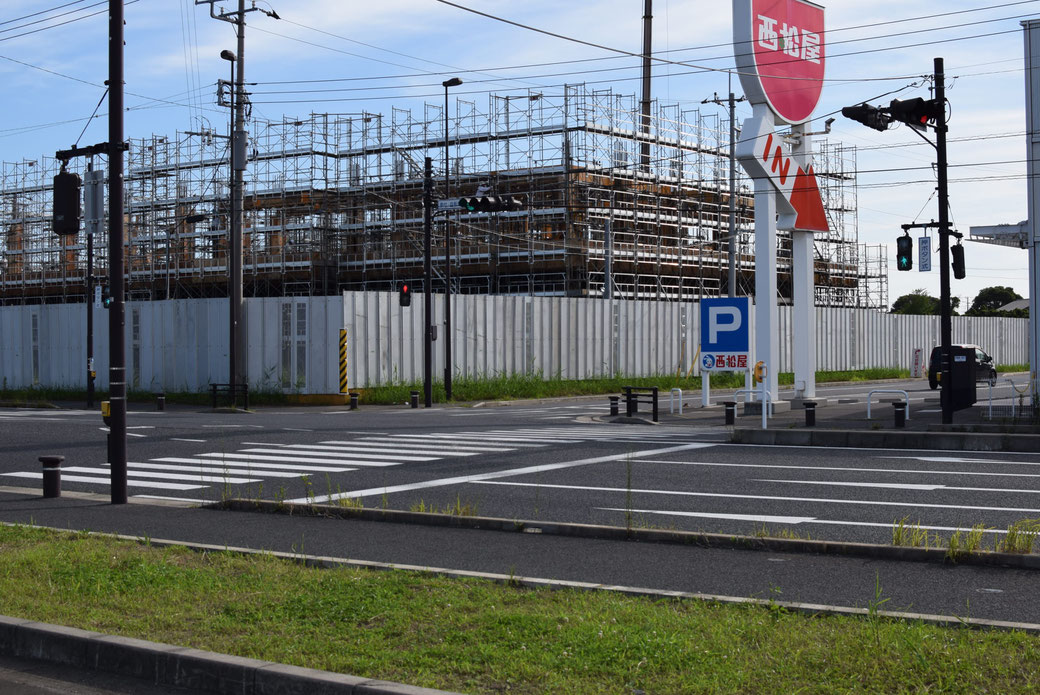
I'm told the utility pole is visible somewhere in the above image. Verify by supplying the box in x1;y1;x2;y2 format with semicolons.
108;0;127;504
702;90;747;297
196;0;279;404
934;57;954;425
423;157;433;408
639;0;652;173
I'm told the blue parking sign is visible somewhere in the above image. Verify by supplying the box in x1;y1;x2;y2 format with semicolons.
700;298;750;371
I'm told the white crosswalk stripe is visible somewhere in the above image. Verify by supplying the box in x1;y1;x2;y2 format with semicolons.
1;425;702;499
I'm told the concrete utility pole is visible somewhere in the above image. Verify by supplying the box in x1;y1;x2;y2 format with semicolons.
108;0;127;504
702;90;748;297
197;0;279;403
1024;19;1040;407
639;0;653;173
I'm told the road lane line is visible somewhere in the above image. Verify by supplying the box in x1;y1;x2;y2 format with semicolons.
62;466;258;485
756;479;1040;495
287;442;716;504
235;448;436;462
197;452;402;467
127;462;303;477
472;480;1040;514
0;472;203;490
638;459;1040;479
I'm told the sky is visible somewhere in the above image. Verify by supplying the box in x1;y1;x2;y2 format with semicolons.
1;0;1038;310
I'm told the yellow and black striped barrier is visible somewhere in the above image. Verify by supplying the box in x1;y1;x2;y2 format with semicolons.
338;329;348;394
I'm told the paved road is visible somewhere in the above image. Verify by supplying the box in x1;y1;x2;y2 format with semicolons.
0;653;189;694
2;380;1037;546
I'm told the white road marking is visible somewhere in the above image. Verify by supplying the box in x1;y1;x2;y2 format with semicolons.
287;442;716;504
62;466;258;485
753;479;944;491
881;456;1040;466
598;508;1013;535
385;434;547;448
197;452;401;467
132;495;202;503
234;448;435;462
639;459;1040;479
153;457;355;473
473;480;1040;515
757;479;1040;495
126;461;302;477
0;472;203;490
351;438;518;452
267;443;479;457
597;508;815;524
171;438;206;443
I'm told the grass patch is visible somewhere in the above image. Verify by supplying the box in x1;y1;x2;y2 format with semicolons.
1;524;1040;694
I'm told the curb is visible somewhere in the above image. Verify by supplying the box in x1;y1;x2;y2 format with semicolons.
0;614;460;695
731;428;1040;452
215;500;1040;571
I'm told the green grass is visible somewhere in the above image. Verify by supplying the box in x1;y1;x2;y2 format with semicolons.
1;524;1040;694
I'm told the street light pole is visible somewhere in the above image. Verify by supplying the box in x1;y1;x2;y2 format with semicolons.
934;57;954;425
197;0;278;404
442;77;462;401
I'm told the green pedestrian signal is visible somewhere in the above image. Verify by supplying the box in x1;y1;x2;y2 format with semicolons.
896;234;913;271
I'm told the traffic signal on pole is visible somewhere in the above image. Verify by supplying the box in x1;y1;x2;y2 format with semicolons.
841;103;889;132
101;289;113;309
888;97;943;131
399;283;412;307
951;242;966;279
53;169;82;236
896;234;913;271
458;195;524;212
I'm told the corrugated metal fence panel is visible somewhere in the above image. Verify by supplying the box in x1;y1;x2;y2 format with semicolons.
0;295;1032;392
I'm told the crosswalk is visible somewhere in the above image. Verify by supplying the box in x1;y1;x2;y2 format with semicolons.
1;426;701;499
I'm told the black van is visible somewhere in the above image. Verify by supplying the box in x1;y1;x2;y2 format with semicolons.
927;344;997;390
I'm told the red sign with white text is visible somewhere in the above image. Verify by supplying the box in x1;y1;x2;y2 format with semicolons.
733;0;825;125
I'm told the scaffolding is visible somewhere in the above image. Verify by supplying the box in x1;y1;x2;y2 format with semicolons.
1;84;885;308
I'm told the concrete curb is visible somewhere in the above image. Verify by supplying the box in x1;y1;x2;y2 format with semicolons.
0;614;460;695
215;499;1040;571
731;428;1040;452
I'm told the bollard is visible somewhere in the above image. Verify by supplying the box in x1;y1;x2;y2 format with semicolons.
651;386;659;422
723;401;736;426
156;392;165;411
349;393;359;410
608;395;619;416
893;402;906;428
40;456;64;498
803;401;817;427
410;391;419;409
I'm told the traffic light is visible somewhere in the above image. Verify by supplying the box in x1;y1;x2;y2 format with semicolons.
53;168;82;236
101;289;113;309
841;103;889;132
888;97;943;131
458;195;524;212
399;283;412;307
951;241;966;279
896;234;913;271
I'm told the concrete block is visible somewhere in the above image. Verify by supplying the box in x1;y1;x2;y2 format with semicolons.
356;680;463;695
0;615;31;653
254;662;367;695
165;646;271;693
91;633;174;682
14;621;101;666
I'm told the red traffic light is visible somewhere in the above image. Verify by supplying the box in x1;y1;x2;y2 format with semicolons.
399;283;412;307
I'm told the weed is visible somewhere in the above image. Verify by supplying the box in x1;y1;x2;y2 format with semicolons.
866;573;891;651
997;518;1040;554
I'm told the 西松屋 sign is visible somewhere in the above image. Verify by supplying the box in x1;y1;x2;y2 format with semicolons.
733;0;826;125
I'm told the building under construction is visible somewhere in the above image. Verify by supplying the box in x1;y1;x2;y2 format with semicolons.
1;84;886;308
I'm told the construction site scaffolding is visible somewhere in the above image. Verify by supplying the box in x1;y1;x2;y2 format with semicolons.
1;83;886;309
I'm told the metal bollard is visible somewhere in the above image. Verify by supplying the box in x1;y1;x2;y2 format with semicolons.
410;391;419;409
651;387;659;422
608;396;619;416
723;401;736;426
349;393;359;410
40;456;64;498
893;402;906;428
803;401;817;427
156;392;165;411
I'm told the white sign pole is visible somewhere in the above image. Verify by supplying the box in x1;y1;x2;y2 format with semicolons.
791;123;816;400
752;104;780;404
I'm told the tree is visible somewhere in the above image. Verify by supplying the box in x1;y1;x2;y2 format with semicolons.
966;286;1025;316
890;289;960;315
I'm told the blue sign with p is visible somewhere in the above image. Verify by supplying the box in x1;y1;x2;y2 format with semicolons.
700;298;750;352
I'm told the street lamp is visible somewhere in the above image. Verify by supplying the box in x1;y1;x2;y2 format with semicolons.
442;76;461;400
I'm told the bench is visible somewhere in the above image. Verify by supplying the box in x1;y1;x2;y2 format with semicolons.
210;383;249;410
621;386;659;422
